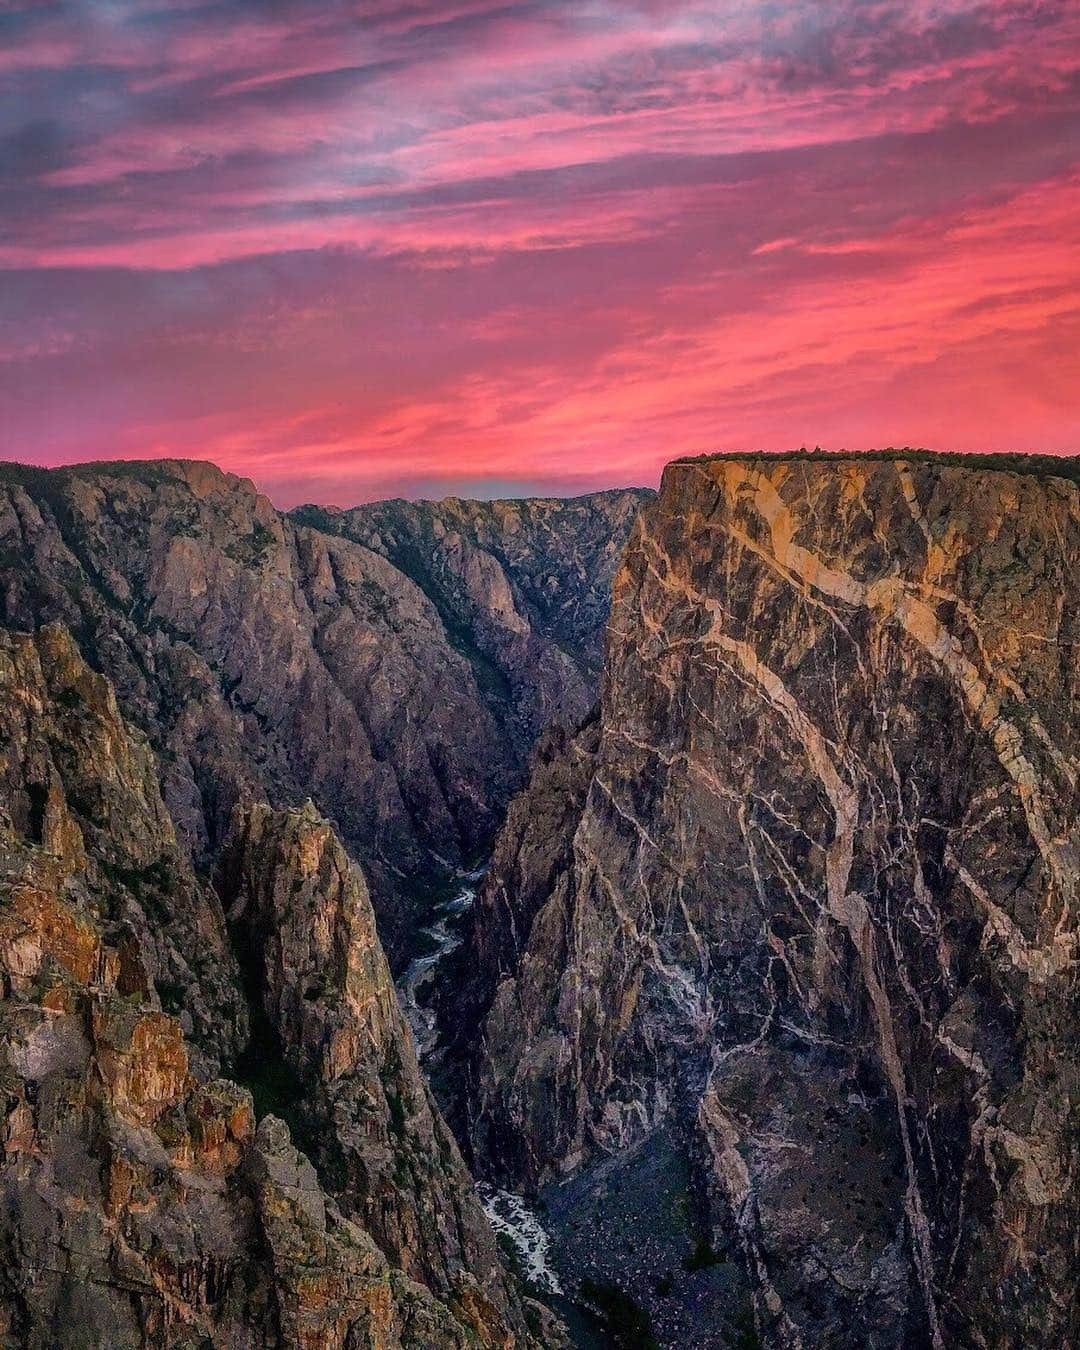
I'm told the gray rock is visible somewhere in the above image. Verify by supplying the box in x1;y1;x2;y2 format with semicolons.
0;460;648;965
0;626;552;1347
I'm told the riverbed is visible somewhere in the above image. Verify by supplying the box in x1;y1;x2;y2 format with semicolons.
395;870;562;1294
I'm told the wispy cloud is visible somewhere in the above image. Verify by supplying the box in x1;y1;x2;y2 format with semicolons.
1;1;1077;502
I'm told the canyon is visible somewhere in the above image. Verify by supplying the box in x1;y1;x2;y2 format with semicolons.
0;450;1076;1347
0;623;548;1346
0;460;645;962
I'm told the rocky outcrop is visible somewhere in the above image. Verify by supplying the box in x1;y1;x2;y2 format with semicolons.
217;801;529;1327
0;461;646;961
0;625;547;1346
0;620;247;1076
458;452;1079;1347
441;716;601;1115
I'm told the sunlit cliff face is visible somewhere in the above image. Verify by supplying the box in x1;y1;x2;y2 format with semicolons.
2;0;1078;504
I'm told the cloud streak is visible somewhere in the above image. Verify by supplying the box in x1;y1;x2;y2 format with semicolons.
1;0;1077;502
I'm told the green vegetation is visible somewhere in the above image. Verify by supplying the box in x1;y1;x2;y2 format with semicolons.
386;1085;407;1137
379;1046;410;1138
289;503;340;533
231;1006;320;1158
156;980;186;1015
732;1304;764;1350
495;1232;532;1288
238;1052;306;1127
579;1278;659;1350
0;458;199;493
97;856;178;900
495;1231;551;1301
224;522;276;566
669;1187;692;1233
226;906;321;1158
671;446;1080;484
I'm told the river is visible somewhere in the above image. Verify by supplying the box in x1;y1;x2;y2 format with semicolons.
395;868;563;1296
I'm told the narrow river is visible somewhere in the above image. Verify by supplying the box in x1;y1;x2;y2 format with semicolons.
396;869;563;1296
396;877;478;1059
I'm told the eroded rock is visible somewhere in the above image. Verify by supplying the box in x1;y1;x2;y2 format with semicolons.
0;461;647;962
0;626;550;1347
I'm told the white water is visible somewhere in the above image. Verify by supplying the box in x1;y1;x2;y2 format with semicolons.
397;878;478;1058
395;868;564;1297
479;1183;564;1295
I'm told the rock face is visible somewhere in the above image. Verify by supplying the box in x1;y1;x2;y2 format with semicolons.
295;492;644;759
459;453;1079;1348
0;625;544;1347
0;620;248;1077
218;801;521;1317
0;460;647;960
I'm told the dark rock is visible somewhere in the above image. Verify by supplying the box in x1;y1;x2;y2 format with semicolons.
0;625;553;1347
456;453;1079;1348
218;799;528;1324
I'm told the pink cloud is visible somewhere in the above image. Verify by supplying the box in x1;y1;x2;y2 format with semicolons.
1;1;1077;503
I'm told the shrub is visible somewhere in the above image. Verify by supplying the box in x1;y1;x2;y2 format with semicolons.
683;1238;722;1271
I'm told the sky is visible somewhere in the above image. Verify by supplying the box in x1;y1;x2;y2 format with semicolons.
1;1;1078;507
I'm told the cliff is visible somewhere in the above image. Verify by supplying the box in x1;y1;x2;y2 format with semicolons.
217;801;519;1313
0;625;546;1347
0;460;647;961
293;490;644;757
457;452;1079;1347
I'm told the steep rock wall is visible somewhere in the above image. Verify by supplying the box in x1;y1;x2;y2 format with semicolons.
218;801;520;1316
299;491;645;755
0;460;646;960
0;625;547;1347
460;453;1079;1347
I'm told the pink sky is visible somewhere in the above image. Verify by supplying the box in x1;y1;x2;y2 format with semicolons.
1;0;1078;505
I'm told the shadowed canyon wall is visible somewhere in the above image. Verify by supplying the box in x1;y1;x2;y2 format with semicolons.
1;449;1076;1347
0;624;559;1346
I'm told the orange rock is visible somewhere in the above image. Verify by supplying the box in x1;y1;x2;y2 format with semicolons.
93;1007;190;1126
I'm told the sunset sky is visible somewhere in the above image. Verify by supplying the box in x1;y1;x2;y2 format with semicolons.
1;1;1078;506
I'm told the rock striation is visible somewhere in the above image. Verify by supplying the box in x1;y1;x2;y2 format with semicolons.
0;624;547;1347
0;620;247;1077
458;452;1079;1347
0;460;647;961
